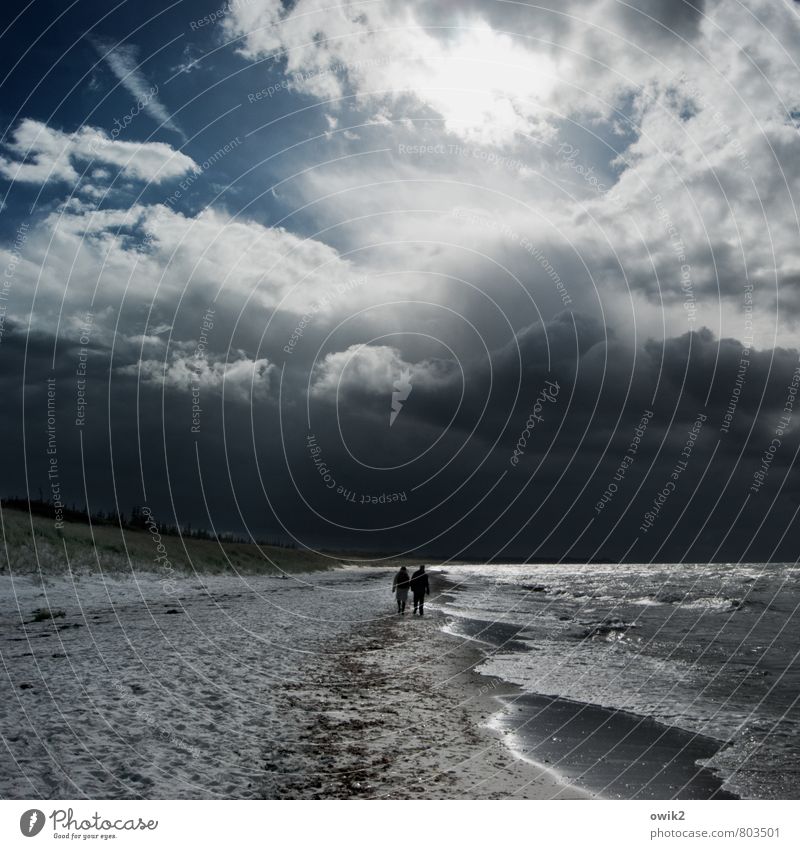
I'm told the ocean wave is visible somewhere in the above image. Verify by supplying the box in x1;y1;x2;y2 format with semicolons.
579;618;638;640
435;562;800;799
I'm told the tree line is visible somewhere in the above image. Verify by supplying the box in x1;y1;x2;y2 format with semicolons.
2;496;297;549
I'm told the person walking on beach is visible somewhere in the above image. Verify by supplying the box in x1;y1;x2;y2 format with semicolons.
392;565;410;614
410;565;430;615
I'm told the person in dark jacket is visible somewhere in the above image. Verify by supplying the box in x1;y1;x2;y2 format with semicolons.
392;565;410;614
410;565;430;615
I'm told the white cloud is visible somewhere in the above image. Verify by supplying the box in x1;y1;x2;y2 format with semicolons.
0;199;373;355
311;344;456;401
225;0;800;156
0;119;198;185
121;352;276;402
225;2;556;146
223;1;800;346
91;36;186;139
170;43;206;76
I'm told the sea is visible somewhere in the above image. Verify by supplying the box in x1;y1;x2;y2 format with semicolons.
432;562;800;799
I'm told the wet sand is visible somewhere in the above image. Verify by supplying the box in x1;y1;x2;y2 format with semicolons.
265;606;588;799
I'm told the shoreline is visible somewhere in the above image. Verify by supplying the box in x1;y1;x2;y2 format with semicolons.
260;569;737;800
430;573;737;801
265;602;589;799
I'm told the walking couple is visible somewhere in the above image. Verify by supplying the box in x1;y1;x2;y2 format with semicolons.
392;565;429;615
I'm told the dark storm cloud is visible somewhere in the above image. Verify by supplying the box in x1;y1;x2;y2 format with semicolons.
6;298;799;562
615;0;706;44
273;310;799;560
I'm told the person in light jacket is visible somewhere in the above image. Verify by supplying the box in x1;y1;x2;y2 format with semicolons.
392;566;410;614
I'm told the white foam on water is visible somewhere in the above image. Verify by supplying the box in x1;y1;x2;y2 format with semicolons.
432;562;800;799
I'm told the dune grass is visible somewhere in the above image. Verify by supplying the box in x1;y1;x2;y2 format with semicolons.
0;507;335;576
0;507;442;576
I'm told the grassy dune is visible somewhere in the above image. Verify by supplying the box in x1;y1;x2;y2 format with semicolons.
0;507;438;576
0;508;334;575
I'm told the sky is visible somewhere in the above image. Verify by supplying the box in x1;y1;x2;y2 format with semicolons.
1;0;800;562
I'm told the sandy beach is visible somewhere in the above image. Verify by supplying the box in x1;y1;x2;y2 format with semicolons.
4;543;765;802
0;566;585;799
2;556;769;800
